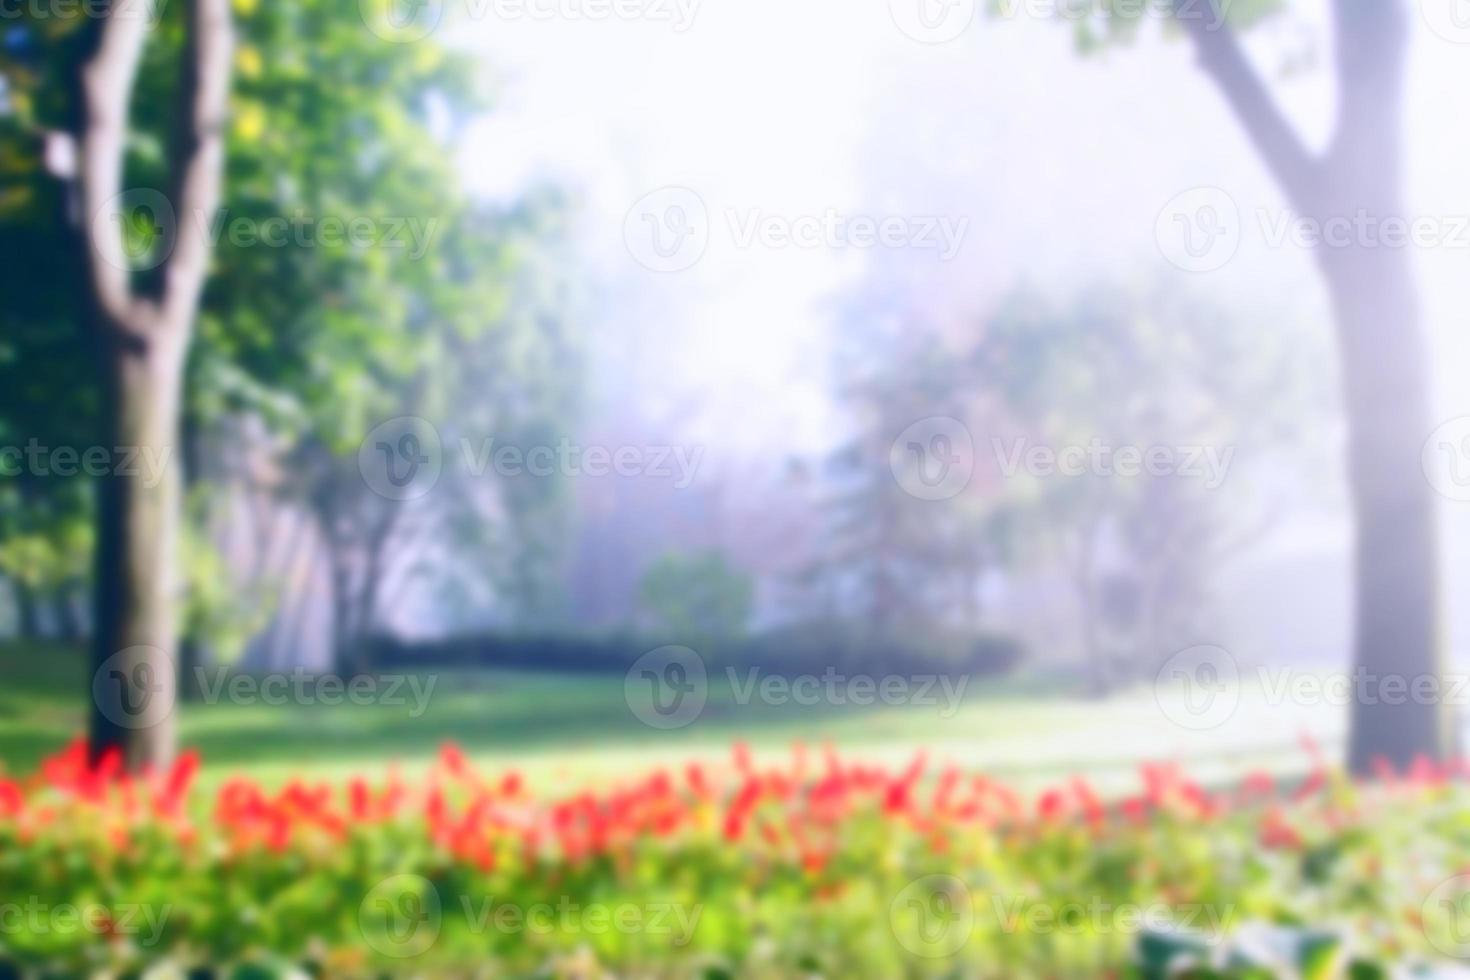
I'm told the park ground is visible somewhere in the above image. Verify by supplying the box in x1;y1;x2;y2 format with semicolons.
0;641;1371;794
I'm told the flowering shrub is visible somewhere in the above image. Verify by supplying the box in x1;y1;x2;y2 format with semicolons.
0;738;1468;978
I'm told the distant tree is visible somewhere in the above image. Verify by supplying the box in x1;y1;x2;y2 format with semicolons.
812;303;1001;633
976;282;1331;691
639;550;754;648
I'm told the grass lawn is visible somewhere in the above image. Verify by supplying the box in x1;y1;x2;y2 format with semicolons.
0;641;1356;792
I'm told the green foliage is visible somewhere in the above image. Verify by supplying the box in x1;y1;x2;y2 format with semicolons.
180;491;275;667
3;748;1470;978
0;0;583;646
973;281;1332;684
639;550;755;647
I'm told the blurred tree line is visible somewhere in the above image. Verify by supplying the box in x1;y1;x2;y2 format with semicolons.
801;277;1332;694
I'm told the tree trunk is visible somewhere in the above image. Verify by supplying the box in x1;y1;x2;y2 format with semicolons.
72;0;232;770
57;584;87;642
1325;249;1449;770
1322;0;1448;771
1175;0;1448;772
13;582;42;639
88;329;187;770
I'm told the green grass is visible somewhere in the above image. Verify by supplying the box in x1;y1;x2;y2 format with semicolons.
0;641;1348;792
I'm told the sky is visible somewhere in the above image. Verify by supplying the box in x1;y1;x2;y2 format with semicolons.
448;0;1470;424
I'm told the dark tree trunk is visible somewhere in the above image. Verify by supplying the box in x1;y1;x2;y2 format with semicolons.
73;0;232;770
88;331;186;769
13;582;42;639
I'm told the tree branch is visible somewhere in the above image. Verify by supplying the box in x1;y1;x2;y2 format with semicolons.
76;0;152;332
161;0;234;328
1328;0;1409;199
1173;0;1321;211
